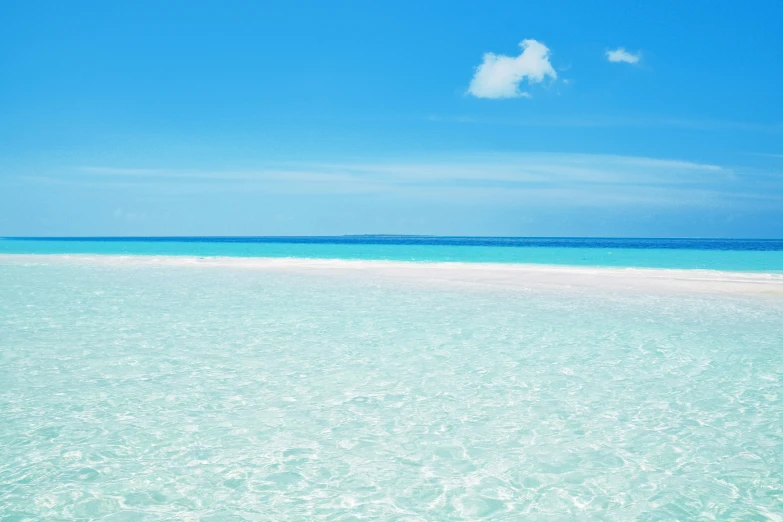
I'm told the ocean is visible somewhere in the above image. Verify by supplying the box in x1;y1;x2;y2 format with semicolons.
3;236;783;271
1;238;782;520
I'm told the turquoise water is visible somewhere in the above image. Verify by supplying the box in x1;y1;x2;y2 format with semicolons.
2;237;783;271
1;257;782;520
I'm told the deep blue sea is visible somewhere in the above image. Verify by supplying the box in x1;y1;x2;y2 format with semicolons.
2;236;783;271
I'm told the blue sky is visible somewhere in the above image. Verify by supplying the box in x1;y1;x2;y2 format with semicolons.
1;0;782;237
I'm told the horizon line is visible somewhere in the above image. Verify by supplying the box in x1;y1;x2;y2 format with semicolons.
3;235;783;241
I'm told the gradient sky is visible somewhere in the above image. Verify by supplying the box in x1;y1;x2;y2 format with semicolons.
2;0;782;237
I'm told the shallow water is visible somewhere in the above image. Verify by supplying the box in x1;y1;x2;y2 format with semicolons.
2;237;783;271
1;259;782;520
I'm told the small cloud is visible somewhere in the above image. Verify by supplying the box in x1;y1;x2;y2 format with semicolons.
606;47;641;64
468;39;556;99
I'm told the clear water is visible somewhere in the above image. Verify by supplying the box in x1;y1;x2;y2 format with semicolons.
2;236;783;271
1;257;782;520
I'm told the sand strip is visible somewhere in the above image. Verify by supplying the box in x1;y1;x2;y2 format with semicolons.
2;253;782;296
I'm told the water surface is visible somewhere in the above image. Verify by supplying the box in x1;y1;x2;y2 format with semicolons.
3;236;783;271
1;257;781;520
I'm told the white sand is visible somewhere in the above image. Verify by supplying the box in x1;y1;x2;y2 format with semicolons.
2;254;782;296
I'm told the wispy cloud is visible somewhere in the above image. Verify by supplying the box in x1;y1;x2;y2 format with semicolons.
426;114;783;133
74;154;726;186
468;39;556;99
18;152;780;210
606;47;641;64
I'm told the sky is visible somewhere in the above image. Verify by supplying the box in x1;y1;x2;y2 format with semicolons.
1;0;782;237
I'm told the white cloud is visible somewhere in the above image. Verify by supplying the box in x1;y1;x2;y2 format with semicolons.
56;153;760;209
75;154;727;188
606;47;641;64
468;39;556;99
